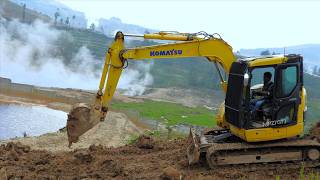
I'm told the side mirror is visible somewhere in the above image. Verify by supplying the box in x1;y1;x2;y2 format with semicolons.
244;73;249;87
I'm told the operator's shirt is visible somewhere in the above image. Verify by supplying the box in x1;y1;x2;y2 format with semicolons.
262;80;274;99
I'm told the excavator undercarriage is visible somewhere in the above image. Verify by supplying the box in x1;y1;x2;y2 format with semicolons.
187;129;320;168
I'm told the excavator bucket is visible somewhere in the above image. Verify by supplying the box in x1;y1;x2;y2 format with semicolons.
66;103;106;147
186;128;201;165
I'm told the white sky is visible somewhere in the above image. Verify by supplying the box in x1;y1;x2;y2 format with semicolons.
57;0;320;50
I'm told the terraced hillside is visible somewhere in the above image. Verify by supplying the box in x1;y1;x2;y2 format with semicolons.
0;0;51;23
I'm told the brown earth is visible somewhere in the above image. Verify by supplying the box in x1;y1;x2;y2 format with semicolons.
0;136;319;180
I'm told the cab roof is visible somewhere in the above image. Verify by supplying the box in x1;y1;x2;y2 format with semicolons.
239;54;301;67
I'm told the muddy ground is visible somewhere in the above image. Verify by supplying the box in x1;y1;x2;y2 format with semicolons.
0;134;320;180
1;121;320;179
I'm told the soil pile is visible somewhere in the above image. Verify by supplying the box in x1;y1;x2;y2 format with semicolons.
0;136;317;179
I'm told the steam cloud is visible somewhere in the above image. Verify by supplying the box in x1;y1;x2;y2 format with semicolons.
0;17;153;96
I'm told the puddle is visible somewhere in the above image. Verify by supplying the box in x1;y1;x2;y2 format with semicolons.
0;104;67;140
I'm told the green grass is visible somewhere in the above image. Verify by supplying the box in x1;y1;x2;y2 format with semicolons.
111;100;216;127
124;133;140;145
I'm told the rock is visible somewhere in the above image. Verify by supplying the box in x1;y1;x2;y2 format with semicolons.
0;168;7;180
160;166;182;180
74;150;93;163
8;149;19;161
136;135;154;149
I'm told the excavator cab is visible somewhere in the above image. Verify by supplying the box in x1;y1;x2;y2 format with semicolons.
225;54;305;142
187;54;317;167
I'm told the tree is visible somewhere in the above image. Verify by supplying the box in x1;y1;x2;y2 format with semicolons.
144;30;150;34
54;9;60;26
260;50;271;56
22;3;26;22
65;17;70;26
143;30;151;43
90;23;95;31
71;15;76;27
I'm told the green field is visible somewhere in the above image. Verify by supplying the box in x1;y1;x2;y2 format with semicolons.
111;100;216;127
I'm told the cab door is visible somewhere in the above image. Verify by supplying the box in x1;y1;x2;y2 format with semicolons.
272;60;302;128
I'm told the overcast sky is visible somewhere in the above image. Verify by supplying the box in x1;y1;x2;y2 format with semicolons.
56;0;320;50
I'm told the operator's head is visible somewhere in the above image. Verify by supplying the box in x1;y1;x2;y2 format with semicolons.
264;72;272;83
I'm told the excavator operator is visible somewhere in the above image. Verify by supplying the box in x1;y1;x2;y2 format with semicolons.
250;72;274;118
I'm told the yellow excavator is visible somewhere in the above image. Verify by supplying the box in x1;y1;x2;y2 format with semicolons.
66;31;320;167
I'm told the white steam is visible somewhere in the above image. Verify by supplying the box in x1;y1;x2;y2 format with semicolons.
119;61;153;96
0;18;153;96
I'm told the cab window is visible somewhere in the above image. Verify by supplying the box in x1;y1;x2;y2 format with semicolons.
276;66;298;98
250;67;275;87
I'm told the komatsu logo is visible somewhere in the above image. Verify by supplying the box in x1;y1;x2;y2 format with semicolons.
150;49;183;56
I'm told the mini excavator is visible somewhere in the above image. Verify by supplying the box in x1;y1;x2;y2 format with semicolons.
66;31;320;167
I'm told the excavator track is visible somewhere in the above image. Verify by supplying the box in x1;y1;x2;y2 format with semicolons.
188;129;320;168
209;160;320;173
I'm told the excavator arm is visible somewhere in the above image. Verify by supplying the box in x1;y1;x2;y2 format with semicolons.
66;31;236;146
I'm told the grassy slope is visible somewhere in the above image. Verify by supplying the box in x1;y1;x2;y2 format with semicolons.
111;100;216;127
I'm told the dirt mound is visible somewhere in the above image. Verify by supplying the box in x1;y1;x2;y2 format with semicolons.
1;139;317;179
